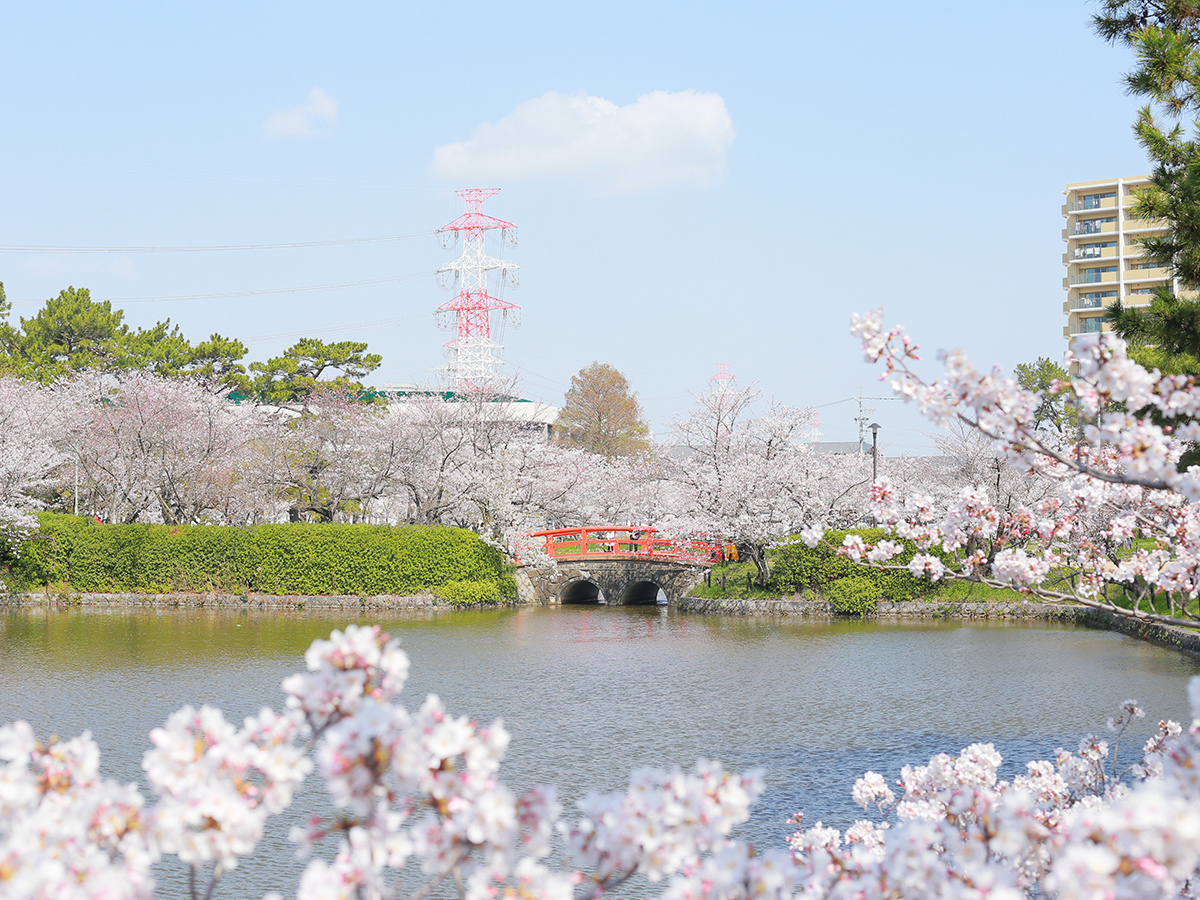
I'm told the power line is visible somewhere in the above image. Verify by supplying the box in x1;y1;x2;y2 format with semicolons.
514;366;571;390
10;272;436;306
0;232;435;254
245;313;433;345
0;147;450;193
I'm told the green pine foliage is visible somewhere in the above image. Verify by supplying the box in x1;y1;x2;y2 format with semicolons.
10;514;506;597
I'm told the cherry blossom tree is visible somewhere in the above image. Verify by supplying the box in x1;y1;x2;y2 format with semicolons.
370;386;513;528
0;375;75;533
480;441;670;559
667;380;868;585
370;381;569;535
68;372;249;525
801;310;1200;629
245;388;398;523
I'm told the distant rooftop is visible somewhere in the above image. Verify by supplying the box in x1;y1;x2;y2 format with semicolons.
811;441;865;455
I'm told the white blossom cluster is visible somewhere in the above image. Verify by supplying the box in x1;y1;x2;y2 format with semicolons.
777;702;1200;900
813;310;1200;626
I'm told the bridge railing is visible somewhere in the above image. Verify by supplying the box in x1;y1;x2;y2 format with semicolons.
525;526;723;565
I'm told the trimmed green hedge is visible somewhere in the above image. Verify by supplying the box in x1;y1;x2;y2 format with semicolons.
10;514;506;597
435;580;503;606
771;528;941;602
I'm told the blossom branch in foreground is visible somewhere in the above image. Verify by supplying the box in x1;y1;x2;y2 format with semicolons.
824;310;1200;628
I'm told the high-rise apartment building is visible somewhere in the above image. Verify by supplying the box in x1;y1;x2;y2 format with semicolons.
1061;176;1173;350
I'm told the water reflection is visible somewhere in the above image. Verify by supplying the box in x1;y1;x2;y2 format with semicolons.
2;605;1198;898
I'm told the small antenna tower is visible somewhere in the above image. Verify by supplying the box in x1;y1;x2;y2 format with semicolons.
853;387;897;451
435;188;520;389
711;362;736;391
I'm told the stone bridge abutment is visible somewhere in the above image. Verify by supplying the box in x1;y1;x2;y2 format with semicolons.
519;559;709;605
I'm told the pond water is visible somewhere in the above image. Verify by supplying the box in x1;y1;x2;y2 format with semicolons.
2;605;1199;898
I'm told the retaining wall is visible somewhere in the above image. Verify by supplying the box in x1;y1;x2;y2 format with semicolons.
677;596;1200;656
1;592;464;612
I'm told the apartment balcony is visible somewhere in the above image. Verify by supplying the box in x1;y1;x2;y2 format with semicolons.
1067;271;1118;285
1125;266;1171;281
1068;246;1118;261
1066;197;1118;212
1068;318;1107;335
1066;221;1118;237
1123;218;1168;233
1069;296;1114;311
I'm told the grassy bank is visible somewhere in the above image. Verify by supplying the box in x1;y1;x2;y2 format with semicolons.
688;560;1036;599
688;531;1052;609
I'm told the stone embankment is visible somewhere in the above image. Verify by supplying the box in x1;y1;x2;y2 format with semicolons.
679;597;1090;619
3;592;452;611
677;596;1200;656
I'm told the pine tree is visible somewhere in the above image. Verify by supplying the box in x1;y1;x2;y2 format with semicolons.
1096;2;1200;372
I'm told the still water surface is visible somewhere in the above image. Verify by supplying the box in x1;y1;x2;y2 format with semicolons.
3;606;1199;897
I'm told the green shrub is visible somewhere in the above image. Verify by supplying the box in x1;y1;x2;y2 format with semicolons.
435;580;504;606
770;528;939;601
826;576;882;616
497;575;519;601
12;514;506;597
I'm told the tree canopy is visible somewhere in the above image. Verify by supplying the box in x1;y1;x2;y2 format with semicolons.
555;362;651;457
1097;2;1200;371
0;287;387;402
1013;357;1070;432
248;338;382;406
0;286;252;391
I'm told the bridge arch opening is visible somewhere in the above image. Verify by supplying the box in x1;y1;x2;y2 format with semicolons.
560;579;603;604
619;580;665;606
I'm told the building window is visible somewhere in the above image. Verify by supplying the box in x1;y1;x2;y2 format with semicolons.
1076;217;1117;234
1077;241;1117;259
1084;266;1118;283
1077;290;1117;308
1081;192;1116;209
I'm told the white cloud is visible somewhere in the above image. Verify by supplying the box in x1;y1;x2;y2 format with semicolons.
431;90;735;193
262;88;339;140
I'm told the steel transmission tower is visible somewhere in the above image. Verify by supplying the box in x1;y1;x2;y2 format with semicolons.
435;188;520;389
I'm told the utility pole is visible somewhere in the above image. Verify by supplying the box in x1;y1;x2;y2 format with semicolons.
853;388;897;452
870;422;881;482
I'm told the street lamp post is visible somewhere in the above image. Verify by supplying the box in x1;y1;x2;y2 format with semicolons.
869;422;881;482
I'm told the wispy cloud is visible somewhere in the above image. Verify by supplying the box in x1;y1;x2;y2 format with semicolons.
432;90;735;194
262;88;339;140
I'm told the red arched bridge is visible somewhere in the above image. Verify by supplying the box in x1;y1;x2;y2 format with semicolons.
521;527;724;605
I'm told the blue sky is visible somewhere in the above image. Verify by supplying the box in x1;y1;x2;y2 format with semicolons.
0;1;1151;452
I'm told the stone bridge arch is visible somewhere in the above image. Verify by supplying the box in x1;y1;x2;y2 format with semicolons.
558;578;603;604
522;559;709;605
